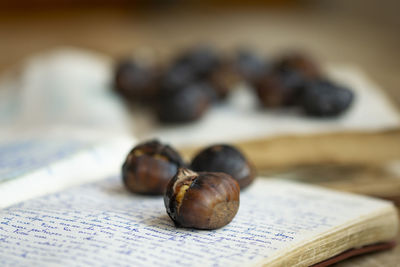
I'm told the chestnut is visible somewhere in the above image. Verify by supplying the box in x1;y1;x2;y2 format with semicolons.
165;51;228;101
122;140;185;195
235;49;269;84
275;52;321;79
175;45;220;79
164;168;240;230
156;82;211;123
190;144;256;189
300;79;354;117
161;62;197;92
208;62;239;100
114;59;159;102
254;53;321;108
254;68;305;108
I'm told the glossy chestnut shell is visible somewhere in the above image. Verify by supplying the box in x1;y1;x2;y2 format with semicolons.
300;79;354;117
156;82;211;123
114;59;159;102
122;140;185;195
190;144;256;189
275;53;321;79
254;69;305;107
164;168;240;230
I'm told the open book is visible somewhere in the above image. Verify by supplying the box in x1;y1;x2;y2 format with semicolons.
0;129;133;208
0;135;398;266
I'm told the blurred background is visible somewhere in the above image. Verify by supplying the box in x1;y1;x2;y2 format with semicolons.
0;0;399;104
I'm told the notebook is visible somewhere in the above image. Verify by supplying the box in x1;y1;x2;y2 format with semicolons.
0;134;398;266
0;176;397;266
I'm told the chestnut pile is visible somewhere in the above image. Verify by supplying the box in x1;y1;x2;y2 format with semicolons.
122;140;256;230
114;46;354;122
252;53;354;117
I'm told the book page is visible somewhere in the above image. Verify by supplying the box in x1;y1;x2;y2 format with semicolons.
0;177;395;266
0;137;90;183
0;130;134;208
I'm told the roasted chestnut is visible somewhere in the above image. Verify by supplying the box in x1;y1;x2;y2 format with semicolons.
254;52;322;108
164;168;240;230
161;62;196;91
175;45;220;79
254;68;305;108
300;79;354;117
190;144;256;189
166;48;229;101
122;140;185;195
156;82;211;123
208;62;239;100
275;52;321;79
235;49;269;83
114;59;159;102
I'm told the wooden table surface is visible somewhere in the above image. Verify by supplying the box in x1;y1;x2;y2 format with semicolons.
0;3;399;266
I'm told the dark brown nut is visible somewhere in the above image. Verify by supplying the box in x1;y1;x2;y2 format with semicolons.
161;62;197;92
254;53;322;108
175;45;220;79
190;144;256;189
156;82;211;124
160;61;221;103
165;48;229;101
122;140;185;195
301;79;354;117
208;62;240;100
254;69;305;108
275;52;321;79
164;168;240;230
235;49;269;84
114;59;159;102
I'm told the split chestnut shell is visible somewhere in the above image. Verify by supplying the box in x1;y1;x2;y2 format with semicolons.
164;168;240;230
